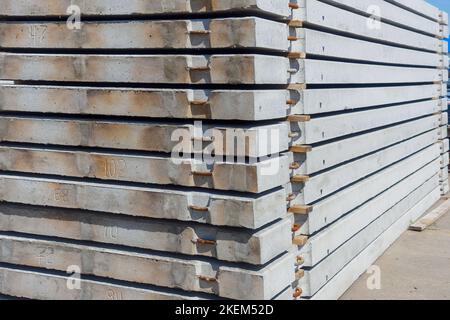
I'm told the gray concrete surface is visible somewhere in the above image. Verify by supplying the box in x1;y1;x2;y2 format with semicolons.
341;196;450;300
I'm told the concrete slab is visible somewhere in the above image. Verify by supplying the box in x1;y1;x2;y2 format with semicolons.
0;53;445;85
292;99;440;145
320;0;443;37
0;203;293;265
0;146;290;193
386;0;445;24
0;0;292;18
2;19;446;68
299;28;446;67
0;116;289;157
0;234;295;299
294;0;443;52
1;203;286;257
0;175;287;229
0;18;288;50
300;84;444;115
297;130;438;204
0;84;443;121
292;115;440;175
0;53;298;85
291;145;440;235
0;264;211;300
298;158;440;266
298;174;439;297
0;85;289;121
301;59;447;85
310;186;441;300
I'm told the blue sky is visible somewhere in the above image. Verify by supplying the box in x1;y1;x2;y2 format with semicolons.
427;0;450;14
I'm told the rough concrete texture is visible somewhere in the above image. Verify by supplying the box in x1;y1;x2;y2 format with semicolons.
290;115;441;175
0;0;292;18
0;116;289;157
298;175;439;297
0;18;288;50
293;145;440;235
0;54;297;85
0;234;294;300
1;52;446;85
0;204;293;265
319;0;446;37
0;146;290;193
299;159;440;267
341;197;450;300
0;175;287;229
0;85;290;121
0;0;447;301
300;28;446;67
294;0;444;52
293;99;440;145
0;265;209;300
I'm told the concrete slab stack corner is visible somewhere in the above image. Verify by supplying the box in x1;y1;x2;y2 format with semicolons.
0;0;447;300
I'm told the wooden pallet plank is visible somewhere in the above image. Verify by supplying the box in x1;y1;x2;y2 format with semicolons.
409;196;450;231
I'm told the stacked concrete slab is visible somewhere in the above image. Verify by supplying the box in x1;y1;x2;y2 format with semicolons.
447;50;450;172
0;0;448;300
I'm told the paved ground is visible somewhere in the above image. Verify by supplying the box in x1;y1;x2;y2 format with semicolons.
341;197;450;300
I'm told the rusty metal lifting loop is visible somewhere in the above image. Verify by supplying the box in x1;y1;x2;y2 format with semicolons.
189;30;211;35
286;99;298;105
286;193;296;202
188;66;211;71
290;162;301;170
293;288;303;299
192;171;213;177
195;238;217;246
190;100;209;106
191;136;215;142
296;256;305;266
198;275;218;283
188;205;209;212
